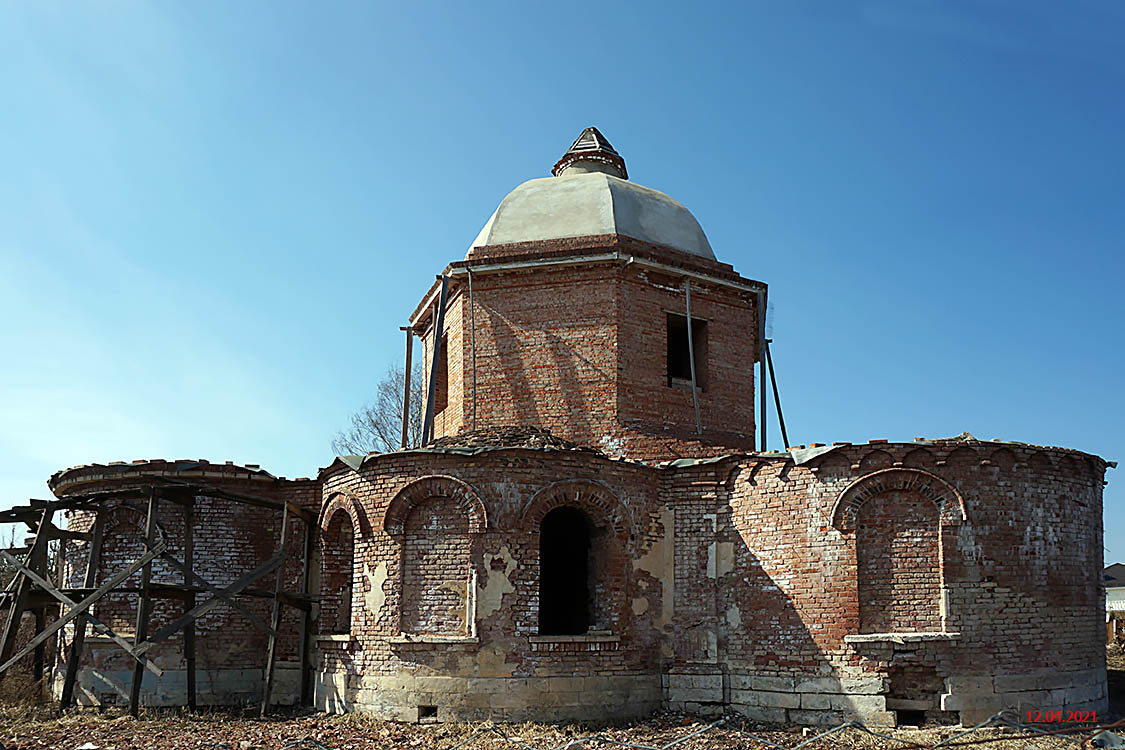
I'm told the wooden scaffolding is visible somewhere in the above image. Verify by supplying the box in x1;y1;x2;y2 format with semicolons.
0;476;317;716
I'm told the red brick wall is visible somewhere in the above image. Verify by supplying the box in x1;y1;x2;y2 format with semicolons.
414;237;760;461
315;439;1106;699
320;449;663;679
723;441;1106;681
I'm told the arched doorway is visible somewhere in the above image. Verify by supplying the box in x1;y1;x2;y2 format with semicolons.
539;506;592;635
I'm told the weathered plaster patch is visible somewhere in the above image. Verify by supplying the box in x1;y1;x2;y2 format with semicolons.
704;513;717;578
476;641;516;677
716;541;734;577
632;597;649;616
633;507;675;656
477;545;516;619
364;561;389;626
726;604;742;629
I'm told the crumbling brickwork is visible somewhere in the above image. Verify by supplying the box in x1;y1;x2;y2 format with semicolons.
303;435;1108;726
50;461;321;707
37;133;1113;729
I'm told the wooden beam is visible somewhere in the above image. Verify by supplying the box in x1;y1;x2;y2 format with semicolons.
0;544;167;678
421;274;450;445
133;552;286;656
401;325;413;449
42;526;91;542
260;504;291;716
145;475;316;524
138;544;277;637
129;490;159;717
297;519;316;706
61;506;106;710
0;508;52;678
32;608;44;683
183;499;196;711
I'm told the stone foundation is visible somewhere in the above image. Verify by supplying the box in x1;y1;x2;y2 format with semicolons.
312;665;1109;726
942;668;1108;725
314;672;663;723
54;664;302;708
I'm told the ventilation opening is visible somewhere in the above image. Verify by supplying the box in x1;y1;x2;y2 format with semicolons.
887;665;945;727
539;506;591;635
896;709;925;727
434;334;449;414
666;313;707;389
418;705;438;721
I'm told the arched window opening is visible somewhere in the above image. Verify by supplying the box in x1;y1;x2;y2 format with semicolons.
857;490;941;633
320;510;355;635
539;506;593;635
402;497;471;635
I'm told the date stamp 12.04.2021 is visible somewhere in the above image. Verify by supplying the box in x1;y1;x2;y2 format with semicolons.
1025;710;1097;724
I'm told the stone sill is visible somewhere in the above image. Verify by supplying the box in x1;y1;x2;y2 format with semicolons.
845;632;960;645
313;634;354;643
389;635;480;650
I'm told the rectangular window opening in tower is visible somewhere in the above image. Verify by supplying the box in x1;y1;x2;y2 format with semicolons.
435;335;448;414
666;313;707;390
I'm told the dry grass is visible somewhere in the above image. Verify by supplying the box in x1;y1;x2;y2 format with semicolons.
0;708;1102;750
1108;643;1125;671
3;653;1122;750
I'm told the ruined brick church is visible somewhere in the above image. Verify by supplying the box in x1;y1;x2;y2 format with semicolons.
51;129;1110;726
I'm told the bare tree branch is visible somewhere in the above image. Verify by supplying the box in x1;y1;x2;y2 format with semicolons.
332;362;425;455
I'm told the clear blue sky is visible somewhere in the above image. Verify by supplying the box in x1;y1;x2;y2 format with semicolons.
2;3;1122;555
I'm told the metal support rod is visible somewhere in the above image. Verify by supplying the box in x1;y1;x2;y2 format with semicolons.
60;505;105;710
765;339;790;450
421;274;450;445
468;267;477;431
260;505;291;717
129;489;159;717
400;326;414;449
183;499;196;710
760;357;767;452
685;279;702;435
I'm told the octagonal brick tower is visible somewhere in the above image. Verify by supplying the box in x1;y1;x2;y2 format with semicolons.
410;128;766;461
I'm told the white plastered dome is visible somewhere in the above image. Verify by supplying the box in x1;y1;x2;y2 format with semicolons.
467;127;716;260
468;172;715;260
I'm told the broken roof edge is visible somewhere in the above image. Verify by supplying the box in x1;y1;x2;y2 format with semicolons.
49;458;280;493
321;434;1114;478
319;442;634;479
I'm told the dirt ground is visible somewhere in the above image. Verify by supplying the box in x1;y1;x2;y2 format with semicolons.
2;656;1122;750
0;709;1106;750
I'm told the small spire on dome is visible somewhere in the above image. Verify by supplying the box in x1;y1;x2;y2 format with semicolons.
552;126;628;179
